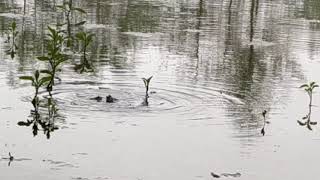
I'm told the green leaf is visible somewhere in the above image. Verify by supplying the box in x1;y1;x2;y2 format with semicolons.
20;76;34;81
142;78;147;87
56;5;65;10
310;121;317;125
75;32;85;40
300;84;308;88
72;7;86;14
37;56;50;61
297;120;307;126
47;26;57;38
307;123;313;130
310;82;316;87
34;70;40;80
39;76;51;86
147;76;153;82
40;70;52;75
11;21;16;30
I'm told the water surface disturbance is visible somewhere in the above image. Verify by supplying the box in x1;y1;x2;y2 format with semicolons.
0;0;320;180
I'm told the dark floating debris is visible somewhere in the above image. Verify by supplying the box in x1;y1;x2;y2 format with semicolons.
211;172;220;178
221;172;241;178
89;95;118;103
261;127;265;136
211;172;241;178
90;96;103;102
106;95;117;103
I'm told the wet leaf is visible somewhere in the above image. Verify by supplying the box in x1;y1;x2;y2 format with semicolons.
47;26;56;36
72;7;86;14
37;56;50;61
19;76;34;82
39;76;51;86
56;5;65;10
17;121;32;126
147;76;153;82
309;121;317;125
310;82;316;87
297;120;307;126
40;70;52;75
11;21;16;30
34;70;40;80
300;84;308;88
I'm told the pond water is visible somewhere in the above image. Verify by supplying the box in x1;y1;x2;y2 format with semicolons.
1;0;320;179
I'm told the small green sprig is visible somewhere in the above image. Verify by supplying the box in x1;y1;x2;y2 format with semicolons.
300;81;318;107
37;26;68;95
298;81;319;130
142;76;153;106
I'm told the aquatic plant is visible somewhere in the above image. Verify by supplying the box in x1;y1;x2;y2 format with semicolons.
142;76;153;97
298;82;318;130
260;110;267;136
142;76;153;105
75;31;94;72
300;82;318;107
20;70;51;111
56;0;86;46
5;21;19;58
38;26;67;95
106;95;118;103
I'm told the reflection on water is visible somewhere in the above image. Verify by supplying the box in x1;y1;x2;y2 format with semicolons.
18;97;61;139
0;0;320;179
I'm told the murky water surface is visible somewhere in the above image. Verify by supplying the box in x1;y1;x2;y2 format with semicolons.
1;0;320;179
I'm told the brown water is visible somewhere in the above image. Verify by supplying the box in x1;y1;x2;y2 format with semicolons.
1;0;320;179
